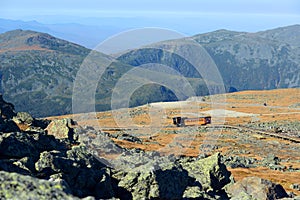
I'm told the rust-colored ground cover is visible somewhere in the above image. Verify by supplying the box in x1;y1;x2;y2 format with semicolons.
47;88;300;194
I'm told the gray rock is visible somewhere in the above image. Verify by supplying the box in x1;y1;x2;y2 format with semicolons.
11;112;49;133
262;154;281;166
0;170;76;200
34;147;115;199
31;133;67;152
13;112;34;126
280;197;300;200
35;150;66;175
290;183;300;191
13;156;36;173
77;126;125;155
0;94;16;120
182;186;205;199
0;119;20;133
222;155;258;168
230;191;256;200
118;162;190;200
26;126;46;133
46;118;76;141
181;153;231;192
66;145;106;170
0;158;32;175
0;95;20;132
0;132;38;158
112;132;142;144
227;176;288;200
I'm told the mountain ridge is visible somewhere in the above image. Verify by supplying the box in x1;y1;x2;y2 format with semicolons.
0;25;299;117
0;29;90;55
0;18;123;48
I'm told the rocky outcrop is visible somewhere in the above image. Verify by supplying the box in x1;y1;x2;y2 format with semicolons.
181;152;232;199
0;170;77;200
117;162;190;200
182;153;231;191
227;176;289;200
12;111;50;133
110;132;142;144
12;112;34;128
0;97;116;199
46;118;77;141
0;95;15;120
0;95;19;133
222;155;258;168
0;97;295;199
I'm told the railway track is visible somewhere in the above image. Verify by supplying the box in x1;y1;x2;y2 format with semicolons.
99;124;300;144
194;124;300;144
221;125;300;143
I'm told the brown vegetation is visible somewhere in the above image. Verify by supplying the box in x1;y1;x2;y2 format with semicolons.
47;88;300;195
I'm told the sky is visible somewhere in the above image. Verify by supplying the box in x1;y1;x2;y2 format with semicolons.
0;0;300;34
1;0;300;17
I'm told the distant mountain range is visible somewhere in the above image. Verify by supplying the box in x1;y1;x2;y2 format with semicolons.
0;18;123;48
0;25;299;117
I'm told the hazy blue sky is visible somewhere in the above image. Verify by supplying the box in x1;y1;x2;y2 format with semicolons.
1;0;300;33
1;0;300;16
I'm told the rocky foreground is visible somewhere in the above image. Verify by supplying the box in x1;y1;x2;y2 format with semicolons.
0;96;299;200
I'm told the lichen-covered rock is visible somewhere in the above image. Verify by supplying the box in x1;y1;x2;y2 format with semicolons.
0;94;16;120
77;126;124;155
35;150;66;175
13;156;36;173
0;132;38;158
111;132;142;144
230;191;256;200
66;145;106;169
118;162;190;200
290;183;300;191
0;170;77;200
0;119;20;132
32;133;67;152
1;98;293;200
222;155;258;168
181;153;231;192
46;118;76;141
34;147;115;199
182;186;205;199
13;112;34;127
11;111;50;133
280;196;300;200
227;176;288;200
0;158;32;175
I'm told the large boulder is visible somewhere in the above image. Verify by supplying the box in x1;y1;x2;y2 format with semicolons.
0;170;77;200
227;176;289;200
118;162;190;200
182;186;219;200
222;155;258;168
12;112;34;130
34;145;114;199
0;96;21;132
0;131;66;160
66;145;106;169
0;119;20;133
0;132;38;159
77;126;125;155
0;94;16;120
181;152;232;192
46;118;77;141
11;111;50;133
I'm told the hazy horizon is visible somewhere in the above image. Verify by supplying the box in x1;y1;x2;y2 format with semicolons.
1;0;300;35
